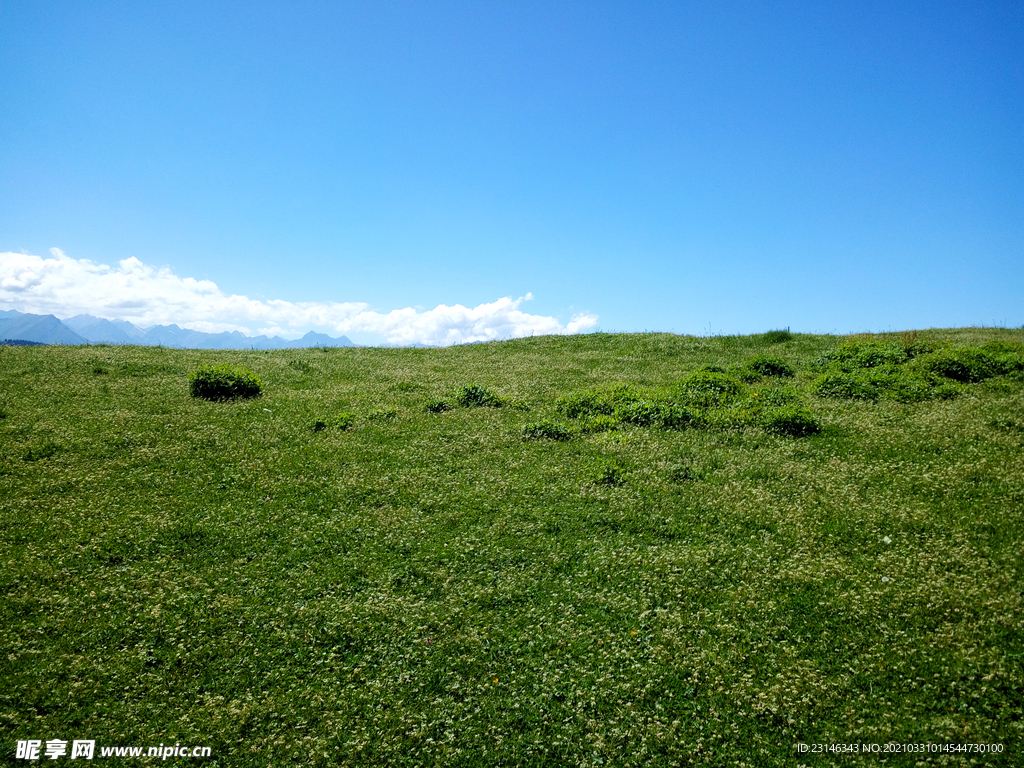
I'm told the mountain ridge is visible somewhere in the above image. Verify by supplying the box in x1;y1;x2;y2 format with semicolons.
0;310;356;349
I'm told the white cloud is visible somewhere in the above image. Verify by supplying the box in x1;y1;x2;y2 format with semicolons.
0;249;598;346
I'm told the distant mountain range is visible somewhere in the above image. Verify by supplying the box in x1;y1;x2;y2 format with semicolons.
0;309;355;349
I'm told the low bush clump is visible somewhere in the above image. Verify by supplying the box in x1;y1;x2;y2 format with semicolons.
521;420;574;441
425;399;452;413
762;328;793;344
555;386;636;418
672;369;744;408
455;384;503;408
760;404;821;437
22;440;60;462
913;347;1003;383
810;341;908;371
812;371;881;401
806;341;1023;401
188;365;263;401
812;368;960;403
615;400;667;427
881;371;961;403
368;407;398;421
616;401;696;430
741;355;795;380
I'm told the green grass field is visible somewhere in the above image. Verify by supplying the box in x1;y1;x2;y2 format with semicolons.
2;329;1022;766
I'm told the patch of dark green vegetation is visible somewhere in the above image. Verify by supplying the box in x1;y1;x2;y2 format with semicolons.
739;354;795;380
761;328;794;344
553;366;819;438
22;439;60;462
808;338;1024;402
455;383;504;407
521;419;574;441
1;329;1022;766
187;364;264;401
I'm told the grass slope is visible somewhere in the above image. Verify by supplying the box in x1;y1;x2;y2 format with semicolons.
1;329;1023;766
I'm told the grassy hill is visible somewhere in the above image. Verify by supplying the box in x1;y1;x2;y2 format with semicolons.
2;329;1022;766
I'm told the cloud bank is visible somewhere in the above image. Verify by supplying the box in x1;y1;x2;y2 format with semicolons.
0;249;598;346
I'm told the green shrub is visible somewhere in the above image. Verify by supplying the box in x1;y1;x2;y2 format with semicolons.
880;371;960;403
901;342;938;359
810;341;908;371
615;400;665;427
760;405;821;437
556;386;636;419
521;420;574;441
368;407;398;421
762;329;793;344
813;367;960;403
914;348;1002;383
22;440;59;462
659;405;699;430
188;365;263;401
455;384;503;408
980;341;1024;371
616;401;696;430
425;399;452;413
311;419;328;432
812;372;881;401
743;355;795;379
673;370;744;408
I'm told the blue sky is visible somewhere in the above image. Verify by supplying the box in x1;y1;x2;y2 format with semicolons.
1;1;1021;345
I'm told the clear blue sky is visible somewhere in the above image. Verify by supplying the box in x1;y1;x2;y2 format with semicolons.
2;1;1022;344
